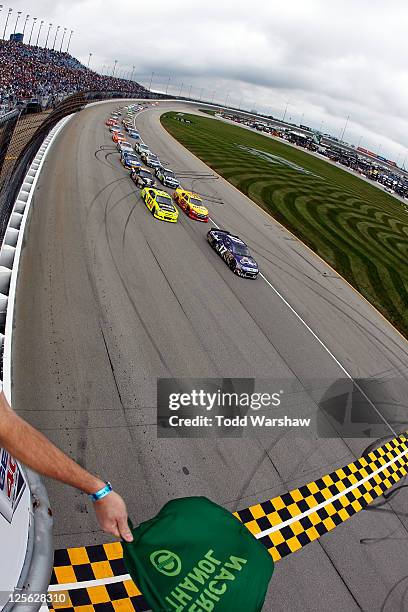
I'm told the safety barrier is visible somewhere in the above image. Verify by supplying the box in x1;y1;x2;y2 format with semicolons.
0;115;74;611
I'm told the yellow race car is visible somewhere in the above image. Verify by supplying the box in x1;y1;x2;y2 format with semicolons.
173;188;209;222
141;188;179;223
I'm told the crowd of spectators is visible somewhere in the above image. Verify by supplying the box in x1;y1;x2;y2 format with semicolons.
0;39;147;113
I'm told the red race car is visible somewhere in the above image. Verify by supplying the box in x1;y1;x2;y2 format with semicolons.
112;131;126;143
173;188;209;222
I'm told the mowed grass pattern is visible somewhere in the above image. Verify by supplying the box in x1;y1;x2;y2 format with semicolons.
161;112;408;338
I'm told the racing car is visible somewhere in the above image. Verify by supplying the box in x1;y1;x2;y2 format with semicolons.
207;229;259;278
109;125;121;133
121;151;141;170
141;152;161;169
112;131;126;143
135;142;150;156
106;118;117;127
173;188;209;222
127;129;140;139
117;141;133;154
155;167;180;189
131;166;156;188
140;188;179;222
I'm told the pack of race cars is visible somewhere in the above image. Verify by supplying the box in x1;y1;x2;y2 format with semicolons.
105;105;259;278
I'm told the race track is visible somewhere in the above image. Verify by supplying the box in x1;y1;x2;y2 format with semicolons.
12;100;408;611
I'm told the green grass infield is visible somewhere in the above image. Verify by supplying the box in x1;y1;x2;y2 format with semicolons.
161;111;408;339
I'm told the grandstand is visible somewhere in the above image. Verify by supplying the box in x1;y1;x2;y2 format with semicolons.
0;39;147;114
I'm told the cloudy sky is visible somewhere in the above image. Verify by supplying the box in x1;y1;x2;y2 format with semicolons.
7;0;408;162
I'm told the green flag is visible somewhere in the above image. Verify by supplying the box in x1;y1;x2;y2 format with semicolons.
123;497;274;611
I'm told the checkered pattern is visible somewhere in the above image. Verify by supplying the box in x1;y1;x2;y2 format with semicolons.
51;543;127;585
49;543;148;611
234;433;408;562
49;580;148;611
49;434;408;609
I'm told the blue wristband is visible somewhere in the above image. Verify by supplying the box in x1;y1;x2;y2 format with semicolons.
90;482;112;502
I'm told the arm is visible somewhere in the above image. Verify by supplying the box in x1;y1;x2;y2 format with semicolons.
0;392;133;541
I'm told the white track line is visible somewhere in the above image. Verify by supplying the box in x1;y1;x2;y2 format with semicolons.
255;444;408;539
207;216;397;437
130;103;396;436
48;574;131;591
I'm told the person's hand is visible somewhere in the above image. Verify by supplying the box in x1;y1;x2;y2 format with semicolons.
93;491;133;542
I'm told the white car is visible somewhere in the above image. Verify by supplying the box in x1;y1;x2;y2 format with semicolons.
117;141;133;153
135;142;150;156
141;152;161;169
109;125;121;133
155;167;180;189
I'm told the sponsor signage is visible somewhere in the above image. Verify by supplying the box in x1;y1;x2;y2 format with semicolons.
0;448;26;523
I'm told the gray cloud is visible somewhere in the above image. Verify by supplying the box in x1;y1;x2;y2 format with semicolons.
7;0;408;160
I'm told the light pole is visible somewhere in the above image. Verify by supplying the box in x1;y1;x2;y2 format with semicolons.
28;16;37;45
3;7;12;40
211;91;215;104
165;76;170;95
52;24;60;50
87;52;92;68
22;14;30;42
36;20;44;46
59;27;67;52
179;81;183;97
148;71;154;90
188;84;192;99
200;87;204;101
282;100;289;122
112;59;118;76
340;114;350;142
13;11;21;36
45;22;52;48
225;91;230;107
131;65;135;81
66;29;73;53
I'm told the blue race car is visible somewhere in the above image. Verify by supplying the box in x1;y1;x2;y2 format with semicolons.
207;229;259;278
127;128;140;139
121;151;141;170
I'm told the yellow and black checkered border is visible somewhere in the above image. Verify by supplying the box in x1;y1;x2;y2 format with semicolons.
50;434;408;609
51;542;126;585
50;542;148;611
49;578;145;611
234;433;408;561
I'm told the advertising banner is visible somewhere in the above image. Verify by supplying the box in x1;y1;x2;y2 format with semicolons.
0;448;26;524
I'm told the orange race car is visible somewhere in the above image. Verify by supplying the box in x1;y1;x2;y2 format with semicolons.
173;188;209;222
112;131;126;143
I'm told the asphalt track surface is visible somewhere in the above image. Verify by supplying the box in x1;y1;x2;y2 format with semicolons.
13;100;408;611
